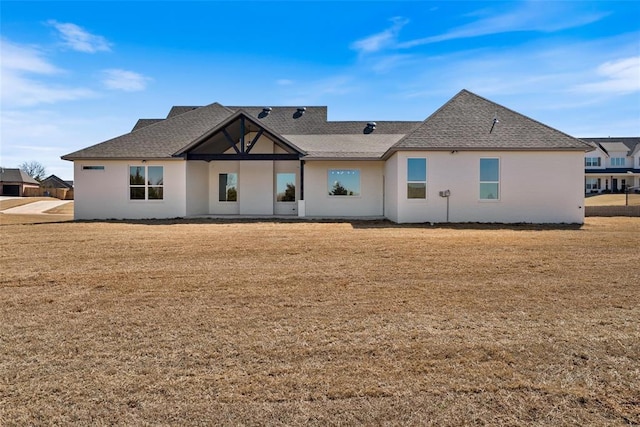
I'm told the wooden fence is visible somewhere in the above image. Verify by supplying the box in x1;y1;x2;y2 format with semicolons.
585;206;640;217
23;187;74;200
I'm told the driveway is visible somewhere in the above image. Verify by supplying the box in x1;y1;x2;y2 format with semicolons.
2;200;72;214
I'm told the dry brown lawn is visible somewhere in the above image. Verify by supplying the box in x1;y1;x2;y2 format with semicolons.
1;217;638;425
0;213;73;226
586;193;640;206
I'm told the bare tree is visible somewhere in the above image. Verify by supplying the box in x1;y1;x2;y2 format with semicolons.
19;161;47;181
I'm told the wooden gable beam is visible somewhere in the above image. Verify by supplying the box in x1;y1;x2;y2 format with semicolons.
222;128;241;154
245;129;265;154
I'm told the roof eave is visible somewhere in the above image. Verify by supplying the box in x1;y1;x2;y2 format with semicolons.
382;146;593;159
61;155;181;162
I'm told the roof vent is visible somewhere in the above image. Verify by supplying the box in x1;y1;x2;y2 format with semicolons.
258;107;272;119
293;107;306;119
364;122;376;134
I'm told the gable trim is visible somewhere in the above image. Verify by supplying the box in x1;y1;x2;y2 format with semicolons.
173;110;306;159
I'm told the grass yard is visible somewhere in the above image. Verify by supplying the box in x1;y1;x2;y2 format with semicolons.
1;218;639;425
585;193;640;206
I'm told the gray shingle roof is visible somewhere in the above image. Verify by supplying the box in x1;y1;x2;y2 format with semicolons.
62;103;235;160
286;134;406;159
41;174;74;189
63;90;593;161
63;105;419;160
581;137;640;156
0;168;40;185
131;119;164;131
384;90;592;157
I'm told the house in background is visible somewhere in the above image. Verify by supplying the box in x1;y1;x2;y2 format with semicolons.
0;168;40;196
40;174;74;199
581;138;640;193
41;174;74;191
62;90;592;223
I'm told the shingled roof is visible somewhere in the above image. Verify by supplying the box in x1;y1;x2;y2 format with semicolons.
62;90;591;161
62;104;419;160
63;102;235;160
581;137;640;156
384;90;591;158
0;168;40;185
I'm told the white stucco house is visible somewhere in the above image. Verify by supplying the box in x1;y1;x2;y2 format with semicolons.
62;90;592;223
581;138;640;194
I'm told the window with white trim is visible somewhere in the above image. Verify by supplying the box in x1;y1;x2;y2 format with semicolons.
611;157;625;167
585;178;600;191
219;173;238;202
407;158;427;199
480;158;500;200
585;157;601;167
129;166;163;200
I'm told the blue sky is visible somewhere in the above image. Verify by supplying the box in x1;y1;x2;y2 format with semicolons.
1;1;639;180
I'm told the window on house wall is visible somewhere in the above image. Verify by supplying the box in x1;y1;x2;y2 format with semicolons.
585;157;601;167
480;158;500;200
83;165;105;170
328;169;360;196
129;166;163;200
585;178;599;192
407;158;427;199
219;173;237;202
276;173;296;202
611;157;625;167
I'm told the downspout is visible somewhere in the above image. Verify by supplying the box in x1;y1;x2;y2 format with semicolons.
300;160;305;201
298;159;306;217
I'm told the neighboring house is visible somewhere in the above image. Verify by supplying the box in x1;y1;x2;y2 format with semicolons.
41;174;74;191
581;138;640;193
40;174;74;199
62;90;592;223
0;168;40;196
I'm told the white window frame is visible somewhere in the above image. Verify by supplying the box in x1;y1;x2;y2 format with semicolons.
218;173;238;202
129;165;164;201
585;157;601;167
585;178;599;191
407;158;427;200
479;157;500;201
611;157;625;167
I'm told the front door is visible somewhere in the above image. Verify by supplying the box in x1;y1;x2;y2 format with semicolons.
274;172;297;215
613;178;618;192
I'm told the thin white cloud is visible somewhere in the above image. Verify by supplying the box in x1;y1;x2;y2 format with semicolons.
0;39;96;107
1;72;96;107
398;2;609;48
350;17;409;54
573;56;640;95
48;20;111;53
0;38;60;74
276;79;294;86
102;69;151;91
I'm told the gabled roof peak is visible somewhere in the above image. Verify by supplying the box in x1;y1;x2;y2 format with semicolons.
383;89;592;157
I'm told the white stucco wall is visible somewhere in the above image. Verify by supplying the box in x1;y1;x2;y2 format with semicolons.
73;160;187;220
239;161;274;215
384;155;399;223
185;161;209;216
303;161;385;217
388;151;585;224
